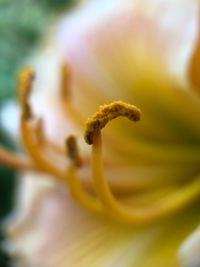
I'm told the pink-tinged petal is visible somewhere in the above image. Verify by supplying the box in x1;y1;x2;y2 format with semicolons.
29;46;82;146
56;0;199;117
4;173;55;237
5;173;200;267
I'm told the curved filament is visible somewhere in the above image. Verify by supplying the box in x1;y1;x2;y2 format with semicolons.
85;101;200;224
92;131;200;224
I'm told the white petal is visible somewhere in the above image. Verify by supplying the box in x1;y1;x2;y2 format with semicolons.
5;173;200;267
179;226;200;267
57;0;199;103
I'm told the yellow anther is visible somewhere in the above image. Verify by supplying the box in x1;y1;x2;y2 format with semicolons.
84;101;141;145
66;135;83;168
18;67;34;120
18;67;34;105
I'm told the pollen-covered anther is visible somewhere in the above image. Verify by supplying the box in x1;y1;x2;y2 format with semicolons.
84;101;141;145
66;135;83;168
18;67;34;105
18;67;35;120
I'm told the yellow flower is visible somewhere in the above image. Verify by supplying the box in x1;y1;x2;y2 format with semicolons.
1;0;200;266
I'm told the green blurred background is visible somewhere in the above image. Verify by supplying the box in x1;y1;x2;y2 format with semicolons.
0;1;74;265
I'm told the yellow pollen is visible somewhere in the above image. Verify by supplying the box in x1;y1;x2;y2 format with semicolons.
84;101;141;145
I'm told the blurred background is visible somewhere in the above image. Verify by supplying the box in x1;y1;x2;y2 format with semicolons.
0;1;74;265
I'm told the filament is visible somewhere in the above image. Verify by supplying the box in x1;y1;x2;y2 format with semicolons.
21;120;64;178
0;145;37;172
65;135;104;213
21;118;103;213
92;131;200;224
65;165;104;213
18;67;103;214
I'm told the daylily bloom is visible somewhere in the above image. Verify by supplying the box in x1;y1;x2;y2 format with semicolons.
1;0;200;266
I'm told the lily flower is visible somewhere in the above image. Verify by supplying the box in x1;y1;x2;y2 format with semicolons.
1;0;200;266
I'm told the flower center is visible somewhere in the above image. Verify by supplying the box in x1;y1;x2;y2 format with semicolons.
1;65;200;225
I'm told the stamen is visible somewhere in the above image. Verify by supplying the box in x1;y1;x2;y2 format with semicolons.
10;65;200;224
21;121;65;178
66;135;82;168
84;101;141;145
21;116;103;213
93;132;200;223
18;68;64;177
18;68;34;119
85;101;200;224
0;68;37;172
65;135;104;213
18;67;103;214
65;165;104;213
18;68;34;105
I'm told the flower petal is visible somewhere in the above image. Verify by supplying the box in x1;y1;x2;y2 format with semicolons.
57;0;199;116
179;226;200;267
29;46;81;146
0;45;81;148
5;174;200;267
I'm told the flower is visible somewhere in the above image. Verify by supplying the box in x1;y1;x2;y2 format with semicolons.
1;0;200;266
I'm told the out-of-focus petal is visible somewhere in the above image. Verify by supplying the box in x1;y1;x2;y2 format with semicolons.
179;226;200;267
56;0;199;118
29;45;81;146
4;173;55;237
5;173;200;267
